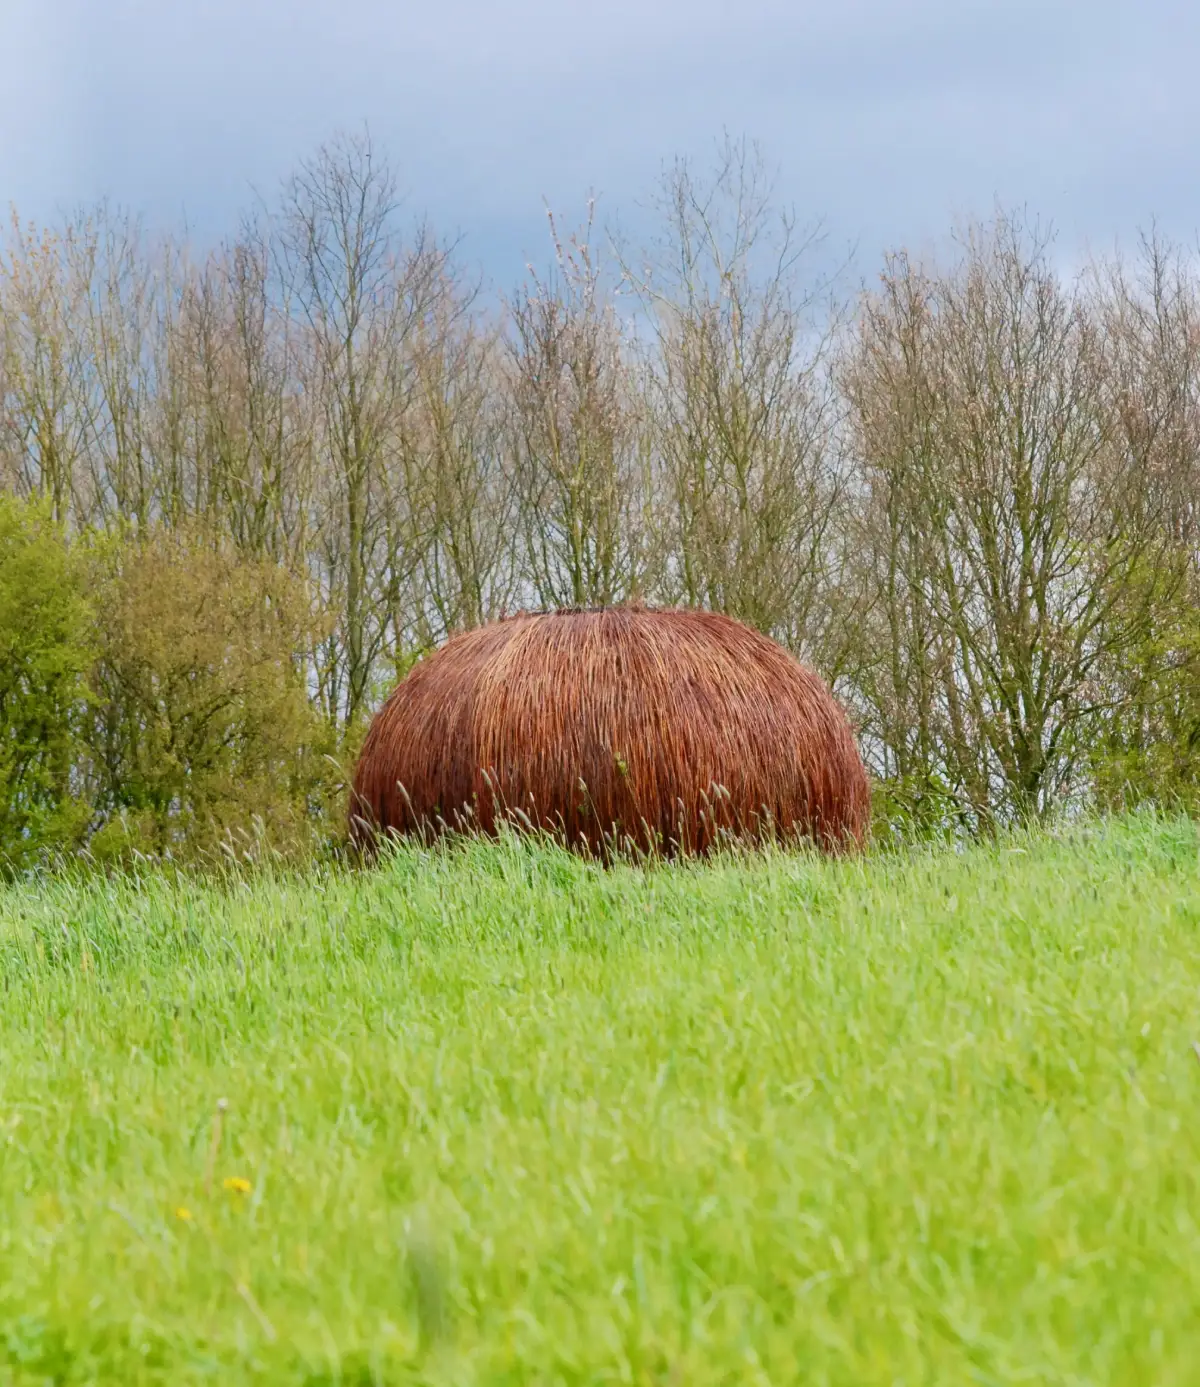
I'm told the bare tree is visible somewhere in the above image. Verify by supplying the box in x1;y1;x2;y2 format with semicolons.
505;204;650;609
401;278;518;648
845;212;1182;827
839;257;959;827
174;220;314;563
619;135;846;661
275;128;447;734
0;212;94;523
68;207;160;527
1080;232;1200;806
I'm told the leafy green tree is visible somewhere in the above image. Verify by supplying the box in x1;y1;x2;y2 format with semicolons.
83;528;342;863
1087;558;1200;814
0;494;93;871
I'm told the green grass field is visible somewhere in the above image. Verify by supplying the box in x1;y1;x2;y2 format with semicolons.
2;815;1200;1385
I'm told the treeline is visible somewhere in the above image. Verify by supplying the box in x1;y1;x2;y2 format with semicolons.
2;130;1199;869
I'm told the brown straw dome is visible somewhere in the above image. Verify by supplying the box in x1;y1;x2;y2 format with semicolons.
349;605;870;858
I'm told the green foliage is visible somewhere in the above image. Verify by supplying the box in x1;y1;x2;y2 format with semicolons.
0;493;93;871
82;528;343;864
0;816;1198;1382
1088;561;1200;815
868;768;972;844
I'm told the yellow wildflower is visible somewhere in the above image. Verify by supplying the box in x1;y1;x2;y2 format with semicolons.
175;1207;193;1221
223;1177;252;1195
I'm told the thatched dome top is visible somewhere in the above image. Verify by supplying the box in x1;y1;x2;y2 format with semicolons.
349;605;869;857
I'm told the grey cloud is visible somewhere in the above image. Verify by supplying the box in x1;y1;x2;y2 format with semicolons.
1;0;1198;287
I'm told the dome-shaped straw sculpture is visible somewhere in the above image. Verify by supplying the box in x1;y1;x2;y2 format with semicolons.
349;605;870;859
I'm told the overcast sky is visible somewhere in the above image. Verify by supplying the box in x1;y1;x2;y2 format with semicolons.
2;0;1197;288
